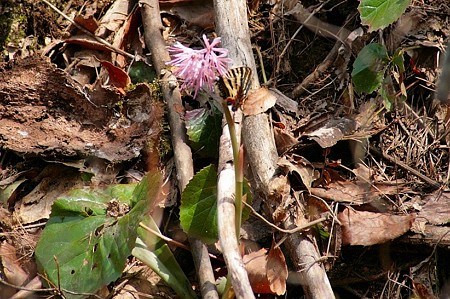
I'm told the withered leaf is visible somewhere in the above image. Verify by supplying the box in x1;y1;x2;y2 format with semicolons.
267;241;288;295
338;208;415;246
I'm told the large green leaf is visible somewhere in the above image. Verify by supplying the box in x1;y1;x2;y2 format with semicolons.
180;165;218;244
35;173;161;298
185;108;222;158
359;0;411;31
132;218;198;299
352;43;389;93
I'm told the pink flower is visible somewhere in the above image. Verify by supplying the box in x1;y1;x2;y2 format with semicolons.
167;35;231;98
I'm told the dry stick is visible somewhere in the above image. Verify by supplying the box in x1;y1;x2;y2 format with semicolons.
215;0;335;297
243;200;328;235
139;1;219;298
288;2;353;98
41;0;135;60
214;0;257;298
369;145;441;189
240;6;336;299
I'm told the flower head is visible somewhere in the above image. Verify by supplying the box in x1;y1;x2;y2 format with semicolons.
167;35;231;98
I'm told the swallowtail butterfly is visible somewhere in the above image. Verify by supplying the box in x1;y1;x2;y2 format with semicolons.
218;67;252;111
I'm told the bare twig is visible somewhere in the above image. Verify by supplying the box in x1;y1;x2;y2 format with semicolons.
41;0;135;59
0;276;104;299
214;0;257;298
369;145;441;189
139;1;218;298
243;200;328;235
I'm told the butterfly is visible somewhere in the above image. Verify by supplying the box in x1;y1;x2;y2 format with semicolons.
218;67;252;111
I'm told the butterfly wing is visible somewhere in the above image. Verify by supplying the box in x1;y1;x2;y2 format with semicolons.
218;67;252;110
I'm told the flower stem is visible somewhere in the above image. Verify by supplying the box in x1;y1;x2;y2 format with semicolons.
221;102;244;238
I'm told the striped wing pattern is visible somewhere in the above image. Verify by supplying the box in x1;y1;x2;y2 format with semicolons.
218;67;252;110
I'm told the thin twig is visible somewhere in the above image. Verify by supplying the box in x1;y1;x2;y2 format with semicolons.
243;201;328;235
0;277;104;299
41;0;135;59
274;2;327;77
369;145;441;189
139;222;190;251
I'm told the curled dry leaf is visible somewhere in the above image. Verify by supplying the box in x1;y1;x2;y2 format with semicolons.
304;117;357;148
74;15;99;33
267;241;288;295
244;248;271;294
100;60;131;91
243;244;288;295
338;208;416;246
273;125;298;154
278;156;317;192
243;87;277;116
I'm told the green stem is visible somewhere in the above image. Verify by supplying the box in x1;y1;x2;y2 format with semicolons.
221;102;244;238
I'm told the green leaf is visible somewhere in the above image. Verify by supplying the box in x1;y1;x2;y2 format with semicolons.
359;0;411;32
35;173;161;298
132;218;198;299
186;108;222;158
380;76;397;111
0;178;26;205
128;60;156;84
180;165;218;244
352;43;389;93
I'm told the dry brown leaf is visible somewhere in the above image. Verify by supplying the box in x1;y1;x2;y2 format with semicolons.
243;87;277;116
243;248;272;294
161;0;215;29
273;125;298;154
418;191;450;225
305;117;356;148
413;281;436;299
311;180;375;204
0;241;29;286
267;241;288;295
338;208;416;246
74;15;98;33
278;156;317;191
96;0;130;37
100;60;131;91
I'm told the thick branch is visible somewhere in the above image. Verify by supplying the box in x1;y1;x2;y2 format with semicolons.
140;1;218;298
215;1;335;298
213;0;255;297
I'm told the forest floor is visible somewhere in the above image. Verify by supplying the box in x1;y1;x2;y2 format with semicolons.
1;0;450;298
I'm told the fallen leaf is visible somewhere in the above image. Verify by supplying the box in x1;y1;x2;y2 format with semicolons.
413;281;436;299
278;156;317;191
311;180;374;204
267;241;288;295
101;60;131;91
338;208;415;246
243;87;277;116
273;126;298;154
74;15;98;33
0;241;29;286
244;248;271;294
304;117;357;148
310;179;409;204
418;191;450;225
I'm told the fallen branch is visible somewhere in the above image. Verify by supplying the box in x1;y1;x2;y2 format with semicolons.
369;145;441;189
41;0;135;59
215;0;335;297
139;1;219;298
